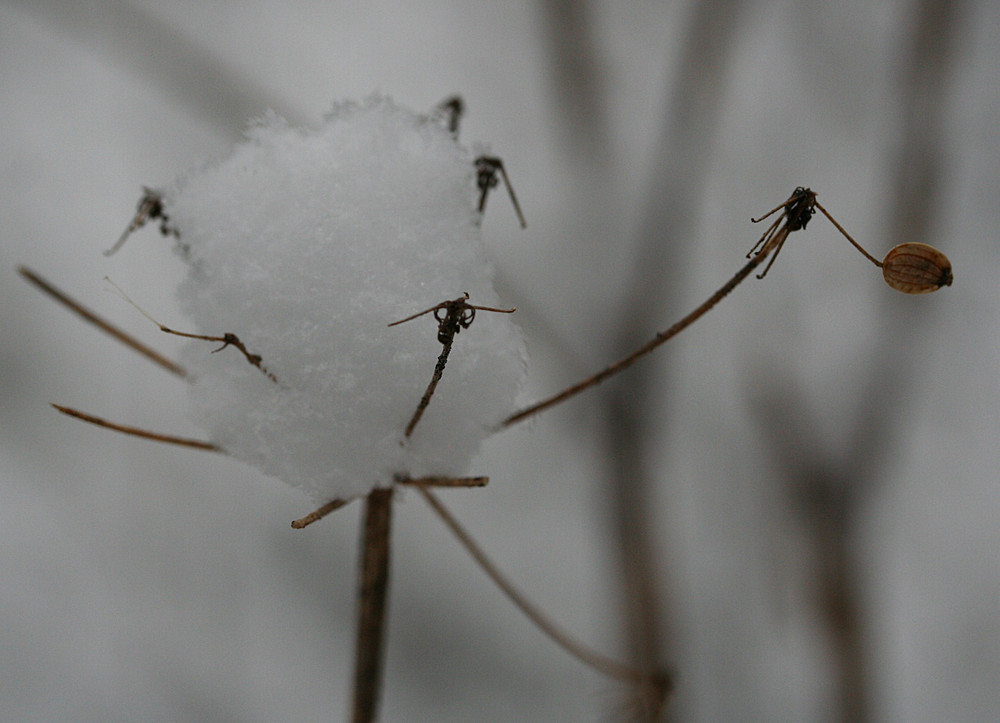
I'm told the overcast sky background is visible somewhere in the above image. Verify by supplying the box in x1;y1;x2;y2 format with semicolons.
2;1;999;721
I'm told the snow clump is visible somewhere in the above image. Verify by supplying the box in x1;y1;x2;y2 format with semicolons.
163;96;526;502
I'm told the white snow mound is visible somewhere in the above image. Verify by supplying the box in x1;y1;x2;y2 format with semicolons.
164;96;526;501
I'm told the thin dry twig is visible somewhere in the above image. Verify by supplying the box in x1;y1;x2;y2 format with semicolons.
413;482;670;709
501;188;871;428
815;202;883;267
290;478;487;530
104;187;176;256
390;293;514;438
51;403;219;451
501;252;765;427
18;266;187;378
397;475;489;488
106;277;278;382
161;328;277;382
404;339;453;438
475;156;527;228
290;498;354;529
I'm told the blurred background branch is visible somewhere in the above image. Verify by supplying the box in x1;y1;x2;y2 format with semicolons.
12;0;306;134
750;2;962;720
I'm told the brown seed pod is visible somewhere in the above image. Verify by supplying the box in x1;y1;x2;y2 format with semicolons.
881;242;953;294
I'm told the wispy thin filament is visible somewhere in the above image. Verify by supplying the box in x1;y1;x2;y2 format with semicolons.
415;483;669;702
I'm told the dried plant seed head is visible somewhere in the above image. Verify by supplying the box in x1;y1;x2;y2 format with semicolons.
105;187;178;256
474;155;527;228
784;186;817;231
881;242;953;294
435;95;464;135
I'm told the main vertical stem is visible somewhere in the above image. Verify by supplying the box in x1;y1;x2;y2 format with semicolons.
351;487;394;723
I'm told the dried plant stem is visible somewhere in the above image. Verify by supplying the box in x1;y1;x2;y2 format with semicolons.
51;404;219;451
503;249;772;427
476;156;527;228
351;488;394;723
290;498;352;529
392;293;515;439
500;184;885;428
105;277;278;382
18;266;187;379
398;475;489;488
404;339;453;437
414;483;669;704
815;202;882;267
155;327;277;382
291;478;487;529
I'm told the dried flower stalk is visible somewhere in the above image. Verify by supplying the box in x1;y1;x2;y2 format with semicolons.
502;187;953;427
51;404;219;451
390;293;514;438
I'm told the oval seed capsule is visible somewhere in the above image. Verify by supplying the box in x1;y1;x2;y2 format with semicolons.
881;242;953;294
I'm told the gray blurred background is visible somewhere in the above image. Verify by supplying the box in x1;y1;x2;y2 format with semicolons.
2;1;997;720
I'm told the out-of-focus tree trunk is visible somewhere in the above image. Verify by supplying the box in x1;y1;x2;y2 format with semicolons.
752;2;962;720
541;1;745;718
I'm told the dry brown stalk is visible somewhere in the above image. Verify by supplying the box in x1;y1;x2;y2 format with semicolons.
501;188;888;428
475;156;527;228
351;488;394;723
51;404;219;451
389;293;514;438
397;475;488;488
290;498;353;529
105;277;278;382
413;482;671;712
18;266;187;378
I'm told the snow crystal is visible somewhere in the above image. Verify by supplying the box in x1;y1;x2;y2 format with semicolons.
164;96;526;501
